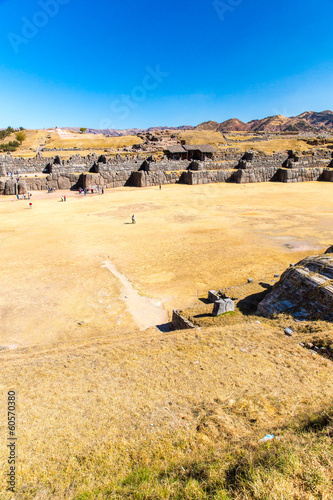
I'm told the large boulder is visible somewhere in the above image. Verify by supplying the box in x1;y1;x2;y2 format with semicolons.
57;176;71;190
212;298;235;316
243;151;255;161
43;163;53;174
17;181;27;194
4;181;16;195
97;155;107;164
89;163;100;173
257;248;333;320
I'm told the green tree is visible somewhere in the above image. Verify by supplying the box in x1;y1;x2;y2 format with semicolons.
15;131;26;144
80;127;86;134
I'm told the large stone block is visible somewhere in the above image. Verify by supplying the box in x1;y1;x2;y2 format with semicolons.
4;181;16;195
57;176;71;190
212;298;235;316
208;290;219;303
17;181;27;194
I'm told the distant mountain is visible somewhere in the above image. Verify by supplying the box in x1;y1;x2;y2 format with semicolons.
64;125;193;137
196;121;220;131
196;111;333;133
247;114;290;132
216;118;248;132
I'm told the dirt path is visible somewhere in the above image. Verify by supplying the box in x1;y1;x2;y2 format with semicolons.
102;261;169;331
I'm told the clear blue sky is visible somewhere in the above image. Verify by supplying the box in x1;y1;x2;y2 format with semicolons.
1;0;333;129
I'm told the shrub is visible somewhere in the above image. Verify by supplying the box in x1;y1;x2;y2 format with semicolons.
15;131;26;143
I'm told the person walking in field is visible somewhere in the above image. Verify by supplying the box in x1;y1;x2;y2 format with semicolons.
132;214;136;224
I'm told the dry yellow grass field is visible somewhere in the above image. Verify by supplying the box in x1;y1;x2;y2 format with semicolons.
6;128;328;160
7;129;143;158
43;131;142;151
227;138;315;154
178;130;227;146
178;130;318;154
1;182;333;499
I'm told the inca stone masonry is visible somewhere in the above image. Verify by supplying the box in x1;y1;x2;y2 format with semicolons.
1;149;333;195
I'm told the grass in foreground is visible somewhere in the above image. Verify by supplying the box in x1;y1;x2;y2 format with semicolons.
26;406;332;500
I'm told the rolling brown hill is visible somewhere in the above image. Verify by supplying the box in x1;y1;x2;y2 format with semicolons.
216;118;248;132
195;120;220;131
197;110;333;133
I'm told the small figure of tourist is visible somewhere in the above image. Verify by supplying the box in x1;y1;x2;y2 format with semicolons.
102;188;104;194
16;194;19;200
29;202;32;208
159;185;161;190
64;195;66;202
132;214;136;224
23;193;26;199
84;189;87;196
91;188;94;194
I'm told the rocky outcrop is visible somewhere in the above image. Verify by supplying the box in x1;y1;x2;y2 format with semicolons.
257;249;333;321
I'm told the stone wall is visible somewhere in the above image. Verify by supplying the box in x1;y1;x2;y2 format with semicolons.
2;150;333;195
0;153;145;175
320;169;333;182
0;173;82;194
171;310;196;330
130;170;185;187
274;167;324;183
82;171;133;189
233;167;280;183
181;170;235;185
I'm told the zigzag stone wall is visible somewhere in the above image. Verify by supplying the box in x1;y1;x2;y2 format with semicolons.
1;151;333;195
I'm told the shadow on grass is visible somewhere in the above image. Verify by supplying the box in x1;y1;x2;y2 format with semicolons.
156;323;171;333
193;313;213;319
198;298;211;305
301;408;333;433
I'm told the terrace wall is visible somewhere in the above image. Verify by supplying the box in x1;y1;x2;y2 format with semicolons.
1;151;333;195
